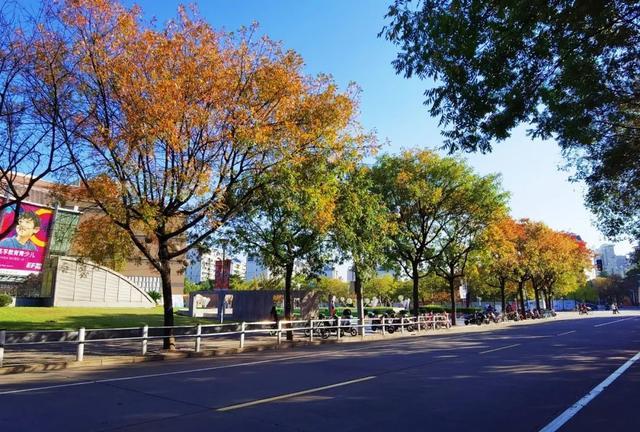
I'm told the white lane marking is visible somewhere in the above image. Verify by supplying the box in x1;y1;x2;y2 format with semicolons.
0;352;336;395
539;351;640;432
479;343;521;354
557;331;576;336
0;338;434;396
216;376;376;412
594;318;635;327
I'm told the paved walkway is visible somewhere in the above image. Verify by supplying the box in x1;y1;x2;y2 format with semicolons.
2;310;637;374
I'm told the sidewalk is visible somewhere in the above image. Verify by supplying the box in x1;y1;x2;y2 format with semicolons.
2;310;637;375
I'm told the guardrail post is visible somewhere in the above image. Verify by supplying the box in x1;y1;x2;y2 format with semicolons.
240;322;246;348
382;317;386;336
337;318;341;340
194;324;202;353
309;320;314;342
141;325;148;355
401;317;405;334
77;327;85;362
0;329;5;368
276;321;282;345
416;316;421;332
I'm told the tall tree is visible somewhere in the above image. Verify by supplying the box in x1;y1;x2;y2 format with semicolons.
482;217;521;312
371;150;498;316
383;0;640;240
52;0;359;348
431;173;508;324
230;156;343;340
332;164;394;330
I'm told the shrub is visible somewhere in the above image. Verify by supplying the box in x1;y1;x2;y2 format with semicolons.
0;293;13;307
147;290;162;304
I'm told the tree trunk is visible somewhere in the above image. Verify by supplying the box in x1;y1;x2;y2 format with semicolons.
500;279;506;313
158;242;175;350
411;261;420;316
518;280;526;319
449;277;457;326
284;261;294;341
354;265;364;335
533;279;541;310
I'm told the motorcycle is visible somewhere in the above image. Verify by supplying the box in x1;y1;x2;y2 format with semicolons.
464;311;487;325
370;314;397;333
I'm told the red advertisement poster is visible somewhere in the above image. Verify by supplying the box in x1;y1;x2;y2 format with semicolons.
214;259;231;289
0;202;54;275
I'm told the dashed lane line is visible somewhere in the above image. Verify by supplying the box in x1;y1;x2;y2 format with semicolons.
594;318;636;327
216;376;376;412
478;343;521;354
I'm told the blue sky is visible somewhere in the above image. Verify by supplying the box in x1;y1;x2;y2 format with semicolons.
114;0;631;255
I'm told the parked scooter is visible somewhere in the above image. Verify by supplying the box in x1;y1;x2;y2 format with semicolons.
464;311;487;325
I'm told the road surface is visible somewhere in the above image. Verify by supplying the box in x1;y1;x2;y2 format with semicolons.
1;313;639;431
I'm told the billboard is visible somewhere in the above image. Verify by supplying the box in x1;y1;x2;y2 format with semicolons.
0;202;55;276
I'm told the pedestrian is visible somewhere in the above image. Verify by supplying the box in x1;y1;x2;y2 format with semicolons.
270;305;279;326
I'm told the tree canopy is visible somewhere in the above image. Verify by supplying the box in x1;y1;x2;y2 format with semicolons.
383;0;640;240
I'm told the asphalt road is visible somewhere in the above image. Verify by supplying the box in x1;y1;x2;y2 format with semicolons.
1;313;639;432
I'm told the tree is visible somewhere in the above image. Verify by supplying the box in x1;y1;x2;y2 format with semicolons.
372;150;503;317
532;231;592;309
332;164;393;331
0;3;70;239
482;217;522;312
52;0;359;348
431;172;508;324
383;1;640;240
364;274;401;307
72;214;136;271
230;157;343;340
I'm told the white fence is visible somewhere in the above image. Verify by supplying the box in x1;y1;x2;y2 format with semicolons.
0;315;453;367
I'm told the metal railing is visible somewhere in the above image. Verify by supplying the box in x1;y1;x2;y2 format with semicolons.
0;315;458;367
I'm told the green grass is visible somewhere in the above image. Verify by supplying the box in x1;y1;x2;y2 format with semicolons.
0;306;212;331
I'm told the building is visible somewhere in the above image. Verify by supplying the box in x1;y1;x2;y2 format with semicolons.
595;244;630;277
245;254;271;281
0;173;186;306
186;249;246;284
347;266;394;283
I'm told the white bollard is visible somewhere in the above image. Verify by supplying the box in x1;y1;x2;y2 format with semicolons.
194;324;202;353
382;317;386;336
0;330;5;368
240;322;246;348
337;318;341;340
309;320;314;342
141;325;148;355
77;327;85;362
401;317;405;334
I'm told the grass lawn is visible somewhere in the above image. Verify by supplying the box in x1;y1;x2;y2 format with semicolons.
0;306;213;331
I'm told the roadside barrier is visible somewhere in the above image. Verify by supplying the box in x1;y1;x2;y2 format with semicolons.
0;314;458;365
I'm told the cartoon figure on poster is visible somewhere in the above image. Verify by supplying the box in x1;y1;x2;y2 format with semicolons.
0;203;54;275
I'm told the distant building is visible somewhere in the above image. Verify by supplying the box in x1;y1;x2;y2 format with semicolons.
595;244;630;277
245;254;270;281
347;266;394;283
186;250;246;284
322;265;339;280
